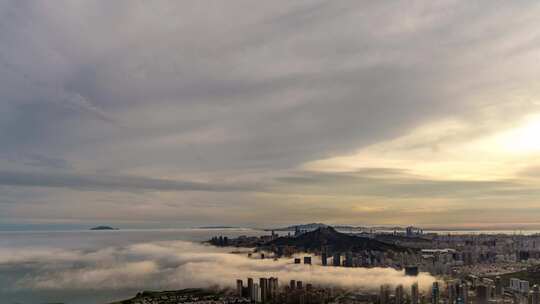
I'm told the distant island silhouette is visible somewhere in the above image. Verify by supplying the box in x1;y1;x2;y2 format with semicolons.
90;226;118;230
197;225;238;229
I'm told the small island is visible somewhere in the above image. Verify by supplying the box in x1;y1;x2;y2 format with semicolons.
197;225;238;229
90;226;118;231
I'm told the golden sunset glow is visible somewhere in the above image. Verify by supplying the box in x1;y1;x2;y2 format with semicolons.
305;114;540;181
497;115;540;154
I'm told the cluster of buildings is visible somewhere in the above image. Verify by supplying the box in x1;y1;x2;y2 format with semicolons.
292;252;419;277
232;276;540;304
209;232;280;248
117;276;540;304
456;275;540;304
406;233;540;277
236;277;279;303
213;228;540;273
235;277;330;304
210;228;540;304
373;276;540;304
302;232;540;278
379;283;422;304
320;251;403;268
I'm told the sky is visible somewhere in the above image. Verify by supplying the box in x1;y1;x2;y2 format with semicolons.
2;1;540;229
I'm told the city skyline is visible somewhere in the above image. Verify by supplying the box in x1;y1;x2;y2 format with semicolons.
3;1;540;229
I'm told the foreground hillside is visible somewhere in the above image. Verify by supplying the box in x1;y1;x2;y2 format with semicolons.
108;289;241;304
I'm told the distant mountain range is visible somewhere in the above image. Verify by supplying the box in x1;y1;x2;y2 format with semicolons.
266;226;412;252
196;226;239;229
268;223;330;231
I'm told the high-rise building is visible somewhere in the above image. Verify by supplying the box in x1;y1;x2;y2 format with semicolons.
268;277;278;300
431;282;440;304
248;278;254;300
510;278;530;293
495;276;503;297
395;284;404;304
333;253;341;266
260;278;268;303
297;280;303;289
406;226;414;237
405;266;419;276
267;278;272;302
294;258;301;264
274;277;279;299
521;280;530;294
237;279;243;297
253;283;261;303
345;252;353;267
290;280;296;290
476;284;489;304
532;285;540;304
447;281;457;304
321;251;328;266
457;283;468;304
411;282;419;304
380;285;391;304
304;256;312;264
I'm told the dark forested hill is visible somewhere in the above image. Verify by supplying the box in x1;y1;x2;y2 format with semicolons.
267;226;412;252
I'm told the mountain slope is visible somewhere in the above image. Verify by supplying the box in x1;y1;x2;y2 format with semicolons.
267;226;411;252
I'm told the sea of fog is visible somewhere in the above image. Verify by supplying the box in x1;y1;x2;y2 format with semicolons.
3;227;515;304
0;229;264;304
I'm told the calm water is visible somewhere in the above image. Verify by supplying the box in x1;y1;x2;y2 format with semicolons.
0;229;265;304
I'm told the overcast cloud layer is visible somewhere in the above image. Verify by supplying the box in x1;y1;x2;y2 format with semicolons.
2;1;540;228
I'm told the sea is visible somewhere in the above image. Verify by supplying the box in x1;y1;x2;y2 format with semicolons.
0;228;265;304
1;228;539;304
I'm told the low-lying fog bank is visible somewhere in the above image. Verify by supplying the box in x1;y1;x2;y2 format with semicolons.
0;240;435;293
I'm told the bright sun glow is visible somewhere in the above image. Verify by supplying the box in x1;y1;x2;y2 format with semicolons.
496;116;540;153
305;114;540;181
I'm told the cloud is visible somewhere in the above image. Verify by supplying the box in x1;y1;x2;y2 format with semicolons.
518;166;540;179
22;153;72;170
1;240;435;293
273;169;528;199
1;1;540;227
0;171;257;192
2;1;539;171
